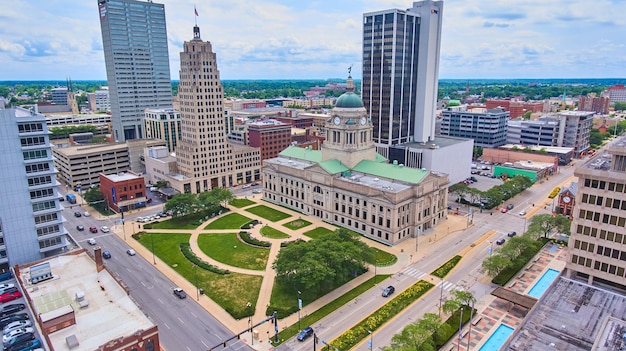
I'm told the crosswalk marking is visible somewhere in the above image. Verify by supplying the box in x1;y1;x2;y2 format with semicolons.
402;267;427;279
400;267;462;292
436;280;463;292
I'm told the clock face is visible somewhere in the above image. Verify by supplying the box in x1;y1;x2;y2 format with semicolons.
360;117;367;125
563;196;571;203
334;117;341;125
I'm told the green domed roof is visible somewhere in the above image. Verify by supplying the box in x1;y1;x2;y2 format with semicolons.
335;92;364;108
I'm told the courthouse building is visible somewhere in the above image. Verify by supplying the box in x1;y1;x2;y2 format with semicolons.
262;77;449;245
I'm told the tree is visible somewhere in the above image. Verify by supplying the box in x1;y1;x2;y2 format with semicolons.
416;313;445;337
155;180;169;189
384;324;436;351
272;229;372;293
523;110;532;120
472;146;483;159
83;186;104;204
482;254;511;277
164;193;198;218
527;214;571;238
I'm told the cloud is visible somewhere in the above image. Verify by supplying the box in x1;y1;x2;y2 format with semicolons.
483;22;510;28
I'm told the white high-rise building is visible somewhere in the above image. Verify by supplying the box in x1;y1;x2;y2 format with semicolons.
362;0;443;148
98;0;173;141
0;106;68;268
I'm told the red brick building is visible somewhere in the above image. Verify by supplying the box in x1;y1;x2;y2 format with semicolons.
578;95;610;114
248;120;292;160
99;171;147;212
486;99;544;118
556;182;577;218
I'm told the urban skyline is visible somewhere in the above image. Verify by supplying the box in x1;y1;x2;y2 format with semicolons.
1;0;625;81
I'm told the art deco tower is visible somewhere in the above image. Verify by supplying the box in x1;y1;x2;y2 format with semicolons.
175;26;261;193
362;0;443;148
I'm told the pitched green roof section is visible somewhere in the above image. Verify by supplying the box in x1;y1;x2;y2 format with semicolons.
319;159;349;174
279;146;322;163
353;160;428;184
375;153;387;163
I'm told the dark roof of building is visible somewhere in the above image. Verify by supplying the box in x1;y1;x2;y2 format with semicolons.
491;287;538;310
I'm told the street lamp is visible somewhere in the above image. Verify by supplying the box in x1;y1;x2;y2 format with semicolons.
246;302;253;346
297;290;302;331
151;234;156;265
457;306;464;350
488;241;494;256
367;330;373;351
467;300;475;351
439;277;444;318
194;265;199;301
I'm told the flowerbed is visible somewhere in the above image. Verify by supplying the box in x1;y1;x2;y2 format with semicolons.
325;280;434;350
431;255;462;278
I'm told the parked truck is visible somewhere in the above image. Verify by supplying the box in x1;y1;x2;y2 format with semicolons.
66;194;77;204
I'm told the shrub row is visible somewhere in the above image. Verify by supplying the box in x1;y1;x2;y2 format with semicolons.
433;305;477;347
238;231;271;247
280;239;304;248
548;187;561;199
240;219;259;229
179;243;230;275
325;280;434;350
431;255;462;278
492;238;550;285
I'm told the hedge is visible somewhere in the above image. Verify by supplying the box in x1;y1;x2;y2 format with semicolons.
238;231;271;247
280;239;304;248
324;280;434;350
434;305;477;347
240;219;259;229
431;255;462;278
492;237;550;285
179;243;230;275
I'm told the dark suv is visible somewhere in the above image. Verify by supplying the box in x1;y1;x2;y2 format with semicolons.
3;333;34;349
382;285;395;297
496;238;506;245
507;231;517;237
506;204;514;210
297;327;314;341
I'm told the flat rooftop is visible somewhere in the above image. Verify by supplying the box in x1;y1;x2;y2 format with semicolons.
581;134;626;170
393;135;472;150
504;277;626;351
102;171;143;182
22;252;154;351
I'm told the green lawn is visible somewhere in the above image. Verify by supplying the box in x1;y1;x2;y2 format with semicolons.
205;213;251;229
134;233;262;319
245;205;291;222
260;226;291;239
149;210;218;230
197;233;269;270
230;198;256;208
271;274;392;344
282;219;312;230
302;227;334;240
371;247;398;266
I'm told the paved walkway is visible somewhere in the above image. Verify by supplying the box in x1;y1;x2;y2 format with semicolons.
110;193;471;348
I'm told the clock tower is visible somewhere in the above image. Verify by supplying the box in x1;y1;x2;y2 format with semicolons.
322;75;376;168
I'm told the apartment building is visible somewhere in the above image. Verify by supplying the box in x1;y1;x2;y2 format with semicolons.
247;120;292;160
567;135;626;291
0;107;68;267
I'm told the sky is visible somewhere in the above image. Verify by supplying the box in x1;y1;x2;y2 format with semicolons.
1;0;625;81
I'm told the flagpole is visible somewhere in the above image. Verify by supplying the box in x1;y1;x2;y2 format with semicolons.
194;5;198;26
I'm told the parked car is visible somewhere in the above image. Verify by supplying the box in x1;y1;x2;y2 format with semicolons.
73;212;81;217
6;338;40;351
87;238;96;245
519;210;526;216
0;315;28;330
0;285;14;292
76;225;84;231
0;292;22;304
83;211;90;217
89;226;98;234
102;251;112;259
500;208;508;213
126;249;136;256
3;320;31;335
0;287;18;295
0;305;25;317
496;238;506;245
3;327;34;344
100;226;110;233
173;288;186;299
252;189;262;194
297;327;314;341
507;231;517;237
3;333;34;349
506;204;514;210
382;285;395;297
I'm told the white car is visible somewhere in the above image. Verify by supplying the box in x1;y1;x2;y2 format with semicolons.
2;327;34;344
519;210;527;216
0;284;14;291
100;226;110;233
87;238;97;245
83;211;91;217
3;320;31;335
126;249;136;256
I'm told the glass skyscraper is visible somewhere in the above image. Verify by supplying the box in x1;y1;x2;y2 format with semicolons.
98;0;173;141
362;0;443;147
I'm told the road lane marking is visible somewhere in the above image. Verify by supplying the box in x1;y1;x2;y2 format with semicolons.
178;317;185;324
163;322;170;329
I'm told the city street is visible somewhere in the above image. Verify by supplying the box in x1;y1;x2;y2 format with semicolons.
60;194;252;351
